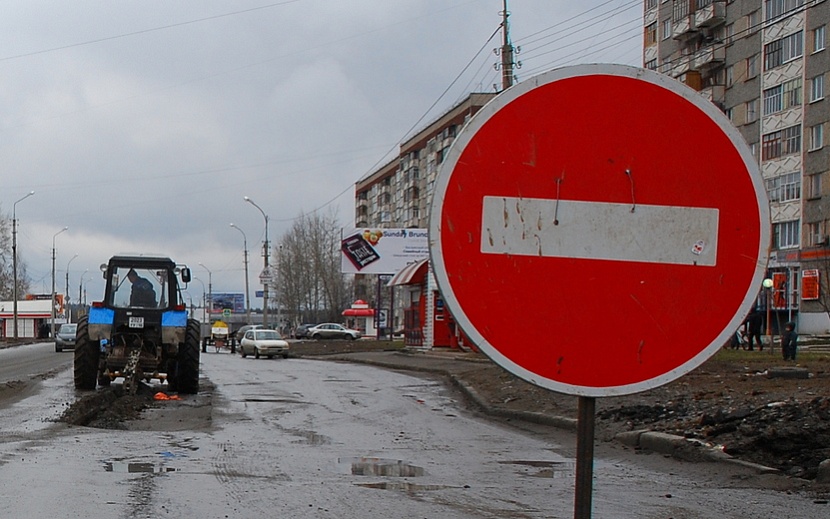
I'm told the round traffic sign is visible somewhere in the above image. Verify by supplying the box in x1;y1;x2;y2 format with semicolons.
429;64;770;397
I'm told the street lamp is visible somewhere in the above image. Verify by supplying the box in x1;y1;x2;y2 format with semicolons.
65;253;78;322
78;269;89;309
192;277;207;324
51;227;68;339
199;263;212;320
12;190;34;339
244;196;270;329
763;277;774;352
230;223;252;324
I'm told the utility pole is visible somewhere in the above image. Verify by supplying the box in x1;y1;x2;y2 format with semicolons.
497;0;520;91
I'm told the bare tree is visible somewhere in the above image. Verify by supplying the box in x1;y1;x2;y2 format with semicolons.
275;209;351;327
0;207;31;300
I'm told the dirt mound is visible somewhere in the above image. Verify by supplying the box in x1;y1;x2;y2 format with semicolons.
61;387;154;429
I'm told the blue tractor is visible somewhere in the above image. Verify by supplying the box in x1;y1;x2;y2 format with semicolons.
73;255;200;394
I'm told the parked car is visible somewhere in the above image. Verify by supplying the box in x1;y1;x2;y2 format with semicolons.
293;324;316;339
306;323;361;340
55;323;77;352
239;329;290;359
233;324;263;340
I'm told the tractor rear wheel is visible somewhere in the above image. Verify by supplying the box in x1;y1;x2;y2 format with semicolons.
73;316;98;390
175;319;201;394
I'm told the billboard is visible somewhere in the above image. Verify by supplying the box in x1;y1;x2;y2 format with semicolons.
340;228;428;275
208;292;245;314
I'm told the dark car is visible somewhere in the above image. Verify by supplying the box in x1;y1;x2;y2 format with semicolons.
293;324;316;339
55;323;77;352
233;324;264;340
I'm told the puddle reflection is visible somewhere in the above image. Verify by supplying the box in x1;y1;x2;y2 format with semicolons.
104;461;176;474
339;457;425;477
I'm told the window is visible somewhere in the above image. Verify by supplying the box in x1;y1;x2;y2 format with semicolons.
725;107;734;122
746;99;760;123
810;74;825;102
762;125;801;160
662;18;672;40
746;54;759;79
814;25;826;53
773;220;800;249
765;0;806;21
673;0;691;20
763;78;802;114
766;171;802;202
783;125;802;155
748;10;761;34
645;59;658;70
645;23;657;46
726;65;735;87
646;0;658;9
810;124;824;151
725;23;735;44
808;221;825;245
808;173;822;199
764;31;804;70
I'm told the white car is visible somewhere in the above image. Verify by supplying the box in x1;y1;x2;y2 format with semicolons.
306;323;361;340
239;329;290;359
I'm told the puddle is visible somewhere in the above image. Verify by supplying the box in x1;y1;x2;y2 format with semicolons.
338;457;425;477
104;461;177;474
292;430;330;446
356;482;449;492
498;460;575;479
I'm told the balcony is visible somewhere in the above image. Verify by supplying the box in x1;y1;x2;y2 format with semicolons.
700;85;725;104
671;54;692;77
693;45;725;70
672;15;696;40
695;1;726;29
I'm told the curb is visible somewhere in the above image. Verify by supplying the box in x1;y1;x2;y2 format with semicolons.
312;353;781;474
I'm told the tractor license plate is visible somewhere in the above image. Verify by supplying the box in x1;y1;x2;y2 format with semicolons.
128;316;144;329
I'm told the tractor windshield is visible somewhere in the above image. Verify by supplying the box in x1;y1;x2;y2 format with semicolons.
109;266;168;309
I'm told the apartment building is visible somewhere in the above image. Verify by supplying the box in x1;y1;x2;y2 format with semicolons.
645;0;830;333
353;93;496;343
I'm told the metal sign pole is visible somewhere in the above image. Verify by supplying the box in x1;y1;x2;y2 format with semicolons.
574;396;595;519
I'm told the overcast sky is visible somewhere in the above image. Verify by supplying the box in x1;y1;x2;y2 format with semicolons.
0;0;641;304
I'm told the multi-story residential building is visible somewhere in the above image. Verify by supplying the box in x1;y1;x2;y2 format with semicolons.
645;0;830;333
353;93;496;345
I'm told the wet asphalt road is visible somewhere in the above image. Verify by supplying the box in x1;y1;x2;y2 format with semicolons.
0;346;827;517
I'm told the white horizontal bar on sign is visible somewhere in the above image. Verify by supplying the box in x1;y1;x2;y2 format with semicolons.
480;196;718;266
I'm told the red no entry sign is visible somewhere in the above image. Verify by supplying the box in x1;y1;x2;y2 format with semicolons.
429;64;770;397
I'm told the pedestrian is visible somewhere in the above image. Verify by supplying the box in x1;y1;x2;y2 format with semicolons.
781;321;798;361
744;307;763;351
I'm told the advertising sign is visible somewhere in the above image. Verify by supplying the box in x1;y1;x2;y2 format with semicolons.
340;228;428;275
209;293;245;314
803;269;820;301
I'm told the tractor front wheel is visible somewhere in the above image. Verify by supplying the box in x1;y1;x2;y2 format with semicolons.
73;316;99;390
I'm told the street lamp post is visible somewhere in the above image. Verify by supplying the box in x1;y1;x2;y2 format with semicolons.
65;253;78;323
230;223;252;324
192;277;207;324
244;196;270;329
199;264;212;321
12;191;35;339
51;227;68;339
763;278;774;352
79;269;89;309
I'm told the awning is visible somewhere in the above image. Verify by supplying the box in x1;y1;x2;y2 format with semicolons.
342;308;375;317
387;258;428;287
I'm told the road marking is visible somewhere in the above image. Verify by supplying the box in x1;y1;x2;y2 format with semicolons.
480;196;718;266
